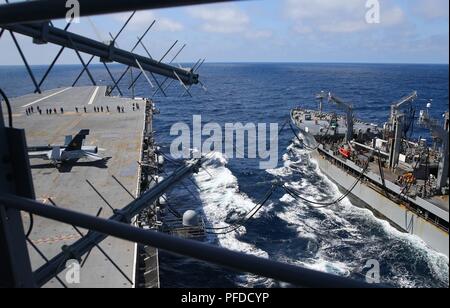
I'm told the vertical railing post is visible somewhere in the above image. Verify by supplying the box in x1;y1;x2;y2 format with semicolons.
0;98;35;288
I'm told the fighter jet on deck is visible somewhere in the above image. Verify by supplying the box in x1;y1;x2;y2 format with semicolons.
28;129;103;166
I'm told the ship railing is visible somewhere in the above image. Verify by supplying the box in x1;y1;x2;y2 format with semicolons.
317;147;449;233
0;193;377;288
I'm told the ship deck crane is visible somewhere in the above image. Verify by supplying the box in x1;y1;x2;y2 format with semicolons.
390;91;418;124
419;110;449;192
388;91;418;169
327;92;354;143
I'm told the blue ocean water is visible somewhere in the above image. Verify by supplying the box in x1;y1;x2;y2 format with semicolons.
1;63;448;288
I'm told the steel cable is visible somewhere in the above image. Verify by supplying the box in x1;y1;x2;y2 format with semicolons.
283;159;371;209
205;185;278;235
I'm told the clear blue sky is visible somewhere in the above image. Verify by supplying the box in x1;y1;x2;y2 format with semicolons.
0;0;448;64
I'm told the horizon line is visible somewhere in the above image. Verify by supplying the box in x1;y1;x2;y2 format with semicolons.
0;61;448;67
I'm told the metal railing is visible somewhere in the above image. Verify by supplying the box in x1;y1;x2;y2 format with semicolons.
0;193;378;288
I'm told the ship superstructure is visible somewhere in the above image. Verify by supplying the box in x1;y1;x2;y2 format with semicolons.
291;92;449;257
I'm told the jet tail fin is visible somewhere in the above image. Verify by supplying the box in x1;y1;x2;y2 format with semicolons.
64;135;73;146
66;129;90;151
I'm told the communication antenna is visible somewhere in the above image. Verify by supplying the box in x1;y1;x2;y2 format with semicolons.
129;39;179;92
152;43;187;97
182;58;207;97
106;20;156;95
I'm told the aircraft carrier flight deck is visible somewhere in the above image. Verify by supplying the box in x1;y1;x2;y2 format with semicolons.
5;86;154;288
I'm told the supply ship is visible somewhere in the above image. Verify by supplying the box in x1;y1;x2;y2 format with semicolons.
291;91;449;257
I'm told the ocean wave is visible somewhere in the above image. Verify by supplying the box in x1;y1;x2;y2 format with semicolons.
268;142;449;288
191;152;273;286
165;144;448;288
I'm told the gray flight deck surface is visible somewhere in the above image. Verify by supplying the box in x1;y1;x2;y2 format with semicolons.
6;86;147;288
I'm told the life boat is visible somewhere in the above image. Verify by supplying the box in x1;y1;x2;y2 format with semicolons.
339;146;351;158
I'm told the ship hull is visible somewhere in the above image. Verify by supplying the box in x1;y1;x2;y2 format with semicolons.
311;150;449;258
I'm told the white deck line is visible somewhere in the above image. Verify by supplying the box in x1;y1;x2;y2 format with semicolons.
21;87;71;108
87;86;100;105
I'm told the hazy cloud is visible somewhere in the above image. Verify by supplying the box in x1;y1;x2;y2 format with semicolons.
114;11;184;32
285;0;405;34
187;5;250;33
0;1;447;65
244;30;273;40
187;5;272;40
413;0;449;20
